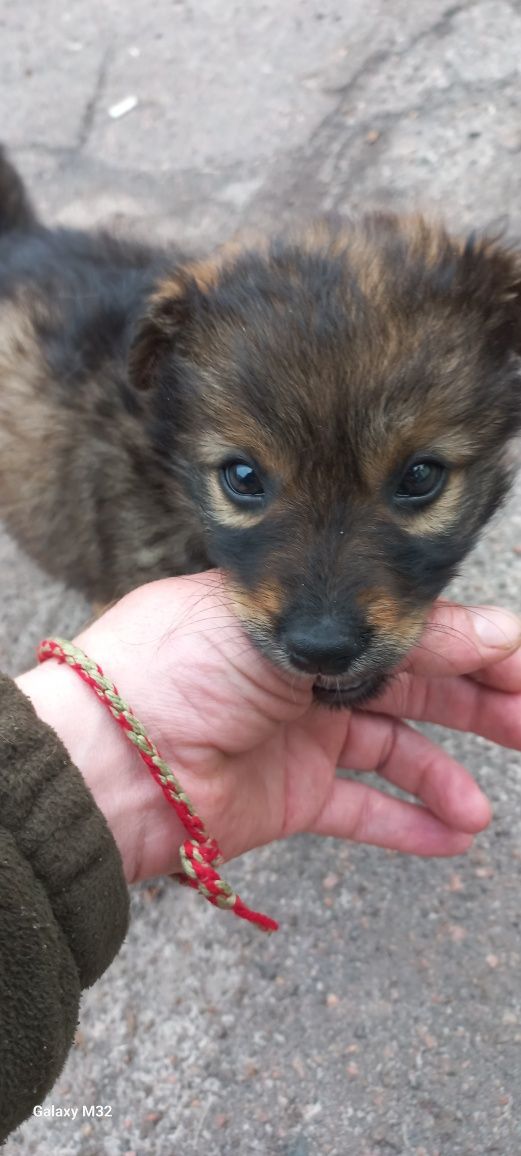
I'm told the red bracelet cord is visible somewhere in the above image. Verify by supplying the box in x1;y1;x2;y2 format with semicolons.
38;638;278;933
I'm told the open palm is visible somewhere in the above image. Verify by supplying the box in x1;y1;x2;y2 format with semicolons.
66;574;521;884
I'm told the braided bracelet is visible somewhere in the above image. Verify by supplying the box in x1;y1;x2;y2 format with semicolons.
38;638;278;933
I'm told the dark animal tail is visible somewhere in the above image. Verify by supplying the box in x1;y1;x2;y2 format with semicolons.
0;145;36;235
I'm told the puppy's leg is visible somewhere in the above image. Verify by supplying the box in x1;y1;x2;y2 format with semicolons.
0;145;36;234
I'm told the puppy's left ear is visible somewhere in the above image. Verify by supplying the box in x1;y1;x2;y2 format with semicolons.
460;236;521;356
129;275;202;390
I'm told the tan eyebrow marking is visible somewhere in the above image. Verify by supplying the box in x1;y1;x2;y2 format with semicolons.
394;470;466;537
205;471;268;529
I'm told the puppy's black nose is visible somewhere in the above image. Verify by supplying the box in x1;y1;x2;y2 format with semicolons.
282;620;368;675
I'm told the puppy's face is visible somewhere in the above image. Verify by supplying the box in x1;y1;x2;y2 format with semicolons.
132;215;521;706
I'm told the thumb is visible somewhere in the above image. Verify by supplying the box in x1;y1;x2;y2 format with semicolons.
404;602;521;680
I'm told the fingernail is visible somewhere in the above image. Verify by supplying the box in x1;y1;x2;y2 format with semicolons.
473;607;521;650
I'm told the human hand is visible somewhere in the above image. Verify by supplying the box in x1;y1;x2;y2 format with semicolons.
17;573;521;884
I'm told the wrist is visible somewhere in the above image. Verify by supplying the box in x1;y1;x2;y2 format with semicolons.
15;659;185;883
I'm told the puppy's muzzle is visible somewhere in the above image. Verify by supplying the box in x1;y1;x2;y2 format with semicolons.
278;614;373;677
274;611;394;707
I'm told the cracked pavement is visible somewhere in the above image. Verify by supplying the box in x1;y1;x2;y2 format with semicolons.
2;2;521;1154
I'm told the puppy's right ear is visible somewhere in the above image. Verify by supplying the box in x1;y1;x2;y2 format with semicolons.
457;235;521;358
129;275;198;390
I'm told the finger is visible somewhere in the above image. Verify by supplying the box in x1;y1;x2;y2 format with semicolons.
336;711;491;833
404;603;521;680
365;670;521;752
311;778;475;856
470;647;521;692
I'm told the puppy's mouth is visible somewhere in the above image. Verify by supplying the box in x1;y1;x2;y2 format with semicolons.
312;671;389;709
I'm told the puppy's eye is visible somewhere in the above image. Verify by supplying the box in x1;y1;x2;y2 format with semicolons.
394;459;447;507
221;460;265;503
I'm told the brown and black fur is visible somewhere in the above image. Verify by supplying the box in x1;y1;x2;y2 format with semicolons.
1;145;521;706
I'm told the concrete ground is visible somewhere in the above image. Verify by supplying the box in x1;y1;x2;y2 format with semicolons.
2;1;521;1153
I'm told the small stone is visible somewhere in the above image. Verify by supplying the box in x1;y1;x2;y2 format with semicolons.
418;1027;438;1050
447;923;467;943
322;872;339;890
302;1102;322;1122
326;992;339;1007
109;95;138;119
447;873;464;892
486;954;500;969
215;1113;229;1128
125;1009;137;1036
365;129;380;144
346;1061;359;1079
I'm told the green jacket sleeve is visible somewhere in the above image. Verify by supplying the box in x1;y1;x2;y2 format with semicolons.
0;673;130;1143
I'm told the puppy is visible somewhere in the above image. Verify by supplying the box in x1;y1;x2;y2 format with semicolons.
0;145;520;706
